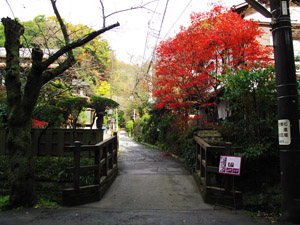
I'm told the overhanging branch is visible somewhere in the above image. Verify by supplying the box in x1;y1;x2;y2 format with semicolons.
42;22;120;70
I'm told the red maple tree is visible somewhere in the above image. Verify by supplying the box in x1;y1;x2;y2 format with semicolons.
153;4;272;120
32;119;48;128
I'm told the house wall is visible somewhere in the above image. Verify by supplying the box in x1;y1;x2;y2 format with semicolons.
244;8;300;75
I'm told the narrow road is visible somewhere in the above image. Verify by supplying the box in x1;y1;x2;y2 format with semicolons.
0;131;281;224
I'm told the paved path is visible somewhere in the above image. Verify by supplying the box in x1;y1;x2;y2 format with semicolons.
0;131;287;224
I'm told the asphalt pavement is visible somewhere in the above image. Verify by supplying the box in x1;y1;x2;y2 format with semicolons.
0;130;293;225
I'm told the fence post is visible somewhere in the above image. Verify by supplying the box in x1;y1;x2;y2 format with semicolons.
224;142;233;194
225;142;232;155
74;141;81;191
113;132;118;166
94;147;100;185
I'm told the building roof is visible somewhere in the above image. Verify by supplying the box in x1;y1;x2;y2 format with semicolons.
0;47;65;68
71;79;90;86
0;47;64;59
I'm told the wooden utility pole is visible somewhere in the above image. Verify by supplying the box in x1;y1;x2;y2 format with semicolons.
245;0;300;223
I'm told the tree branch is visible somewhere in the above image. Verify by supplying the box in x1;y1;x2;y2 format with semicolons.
107;1;157;18
50;0;73;58
100;0;157;27
41;22;120;70
42;56;76;84
99;0;106;28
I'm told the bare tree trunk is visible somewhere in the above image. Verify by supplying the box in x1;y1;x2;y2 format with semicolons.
2;18;36;207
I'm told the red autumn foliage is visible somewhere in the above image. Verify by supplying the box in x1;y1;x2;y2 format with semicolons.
32;119;48;128
153;4;272;118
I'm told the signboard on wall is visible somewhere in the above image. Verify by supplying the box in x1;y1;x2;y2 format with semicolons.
219;155;242;176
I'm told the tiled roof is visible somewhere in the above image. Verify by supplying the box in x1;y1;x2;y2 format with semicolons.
0;47;62;59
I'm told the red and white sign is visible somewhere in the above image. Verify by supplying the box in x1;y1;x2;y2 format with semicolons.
218;155;242;176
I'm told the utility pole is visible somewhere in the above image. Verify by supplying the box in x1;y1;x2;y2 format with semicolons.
110;57;114;99
245;0;300;223
109;57;113;130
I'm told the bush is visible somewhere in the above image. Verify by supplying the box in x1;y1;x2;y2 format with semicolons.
57;97;88;128
0;155;96;203
131;107;193;162
33;105;64;128
126;120;134;137
181;135;196;170
220;65;277;159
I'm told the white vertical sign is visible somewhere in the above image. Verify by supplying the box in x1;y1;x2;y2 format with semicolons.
282;1;288;15
278;119;291;145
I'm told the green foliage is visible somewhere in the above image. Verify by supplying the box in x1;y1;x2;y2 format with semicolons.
0;101;7;128
1;155;95;184
181;135;196;170
4;15;113;92
133;116;143;141
0;155;8;180
0;155;97;207
36;156;94;186
89;96;119;113
33;105;64;128
0;195;9;210
69;23;113;85
220;65;278;159
57;97;88;128
21;15;48;48
118;110;125;127
35;156;71;182
0;24;4;47
94;81;111;96
38;79;73;106
218;65;281;213
155;113;185;155
126;120;134;137
130;106;198;170
34;198;60;209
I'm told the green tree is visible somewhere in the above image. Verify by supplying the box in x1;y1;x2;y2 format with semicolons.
89;96;119;128
220;65;277;158
94;81;111;96
67;22;113;85
126;120;134;137
1;0;119;208
57;97;88;128
33;105;64;128
0;23;4;47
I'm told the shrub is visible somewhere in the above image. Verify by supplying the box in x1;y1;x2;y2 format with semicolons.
33;105;64;128
220;65;278;159
126;120;134;137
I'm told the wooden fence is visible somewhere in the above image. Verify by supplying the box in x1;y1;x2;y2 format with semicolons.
193;135;243;208
0;128;103;156
62;133;118;206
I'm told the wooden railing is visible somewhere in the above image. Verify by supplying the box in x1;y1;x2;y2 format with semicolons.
193;135;243;207
62;133;118;206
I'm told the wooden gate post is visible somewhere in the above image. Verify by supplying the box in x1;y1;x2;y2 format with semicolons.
74;141;81;191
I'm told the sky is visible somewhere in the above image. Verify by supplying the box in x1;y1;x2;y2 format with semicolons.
0;0;245;64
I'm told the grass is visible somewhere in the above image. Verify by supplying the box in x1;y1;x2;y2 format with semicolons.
0;195;9;211
0;195;60;211
34;198;60;209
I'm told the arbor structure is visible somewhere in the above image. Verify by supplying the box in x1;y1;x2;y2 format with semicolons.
2;0;119;207
153;5;271;119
